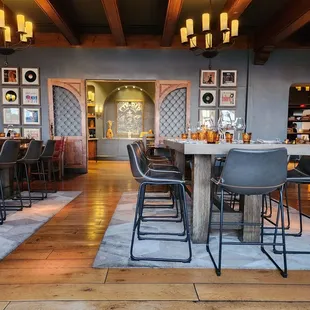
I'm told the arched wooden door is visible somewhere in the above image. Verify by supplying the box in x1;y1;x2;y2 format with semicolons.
48;79;87;173
155;80;191;145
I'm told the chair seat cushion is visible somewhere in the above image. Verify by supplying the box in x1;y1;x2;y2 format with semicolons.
149;163;179;172
287;169;310;183
145;169;183;183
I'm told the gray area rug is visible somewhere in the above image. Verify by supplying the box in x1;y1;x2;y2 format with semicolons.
93;191;310;269
0;191;81;260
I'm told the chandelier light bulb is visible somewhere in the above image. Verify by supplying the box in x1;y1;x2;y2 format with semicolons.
25;21;33;38
223;31;230;44
20;33;27;42
202;13;210;32
180;27;188;44
186;19;194;36
231;20;239;37
220;12;228;31
4;26;11;42
189;36;197;49
205;33;212;49
0;10;5;29
17;14;25;33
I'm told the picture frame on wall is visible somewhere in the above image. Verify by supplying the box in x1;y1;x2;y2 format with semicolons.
1;67;19;85
199;89;217;107
22;88;40;105
219;89;237;107
21;68;40;85
3;107;20;125
198;109;217;126
23;127;41;140
219;109;236;122
23;107;40;125
4;127;21;136
200;70;217;87
220;70;237;87
2;88;19;105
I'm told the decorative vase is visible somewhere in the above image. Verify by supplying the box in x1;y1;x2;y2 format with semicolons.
106;120;114;139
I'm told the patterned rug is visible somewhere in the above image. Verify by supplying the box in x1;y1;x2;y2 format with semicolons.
93;191;310;269
0;191;81;260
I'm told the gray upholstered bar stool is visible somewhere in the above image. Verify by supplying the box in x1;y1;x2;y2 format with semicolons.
127;143;192;263
17;140;45;207
207;148;288;278
0;140;23;224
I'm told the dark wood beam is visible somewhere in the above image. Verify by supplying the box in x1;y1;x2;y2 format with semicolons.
254;0;310;65
100;0;126;46
34;0;80;45
222;0;253;20
161;0;184;47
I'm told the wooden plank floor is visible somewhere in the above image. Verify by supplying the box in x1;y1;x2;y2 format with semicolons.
1;161;310;309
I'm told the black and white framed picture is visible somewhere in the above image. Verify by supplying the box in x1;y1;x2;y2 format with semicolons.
2;88;19;105
1;67;19;85
220;70;237;87
22;88;40;105
3;107;20;124
23;107;40;125
21;68;40;85
219;89;237;107
23;127;41;140
199;89;217;107
198;109;217;126
200;69;217;87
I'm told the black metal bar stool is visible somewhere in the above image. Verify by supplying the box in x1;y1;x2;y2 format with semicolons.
206;148;288;278
0;140;23;224
127;143;192;263
39;140;57;196
16;140;45;207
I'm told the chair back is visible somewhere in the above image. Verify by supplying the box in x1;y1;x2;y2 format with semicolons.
295;156;310;176
0;140;21;163
127;143;148;182
41;140;56;158
220;148;287;195
135;140;146;154
21;140;43;160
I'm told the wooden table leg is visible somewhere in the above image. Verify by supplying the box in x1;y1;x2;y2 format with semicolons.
192;154;212;243
239;195;261;242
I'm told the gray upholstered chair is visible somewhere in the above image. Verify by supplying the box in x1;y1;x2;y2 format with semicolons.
127;143;192;263
207;148;288;278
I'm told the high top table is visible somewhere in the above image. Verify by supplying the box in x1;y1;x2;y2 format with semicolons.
164;139;310;243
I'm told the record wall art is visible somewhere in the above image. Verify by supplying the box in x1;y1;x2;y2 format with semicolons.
21;68;40;85
199;89;217;107
2;88;19;105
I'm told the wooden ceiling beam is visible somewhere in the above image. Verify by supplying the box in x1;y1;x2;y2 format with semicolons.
100;0;126;46
222;0;253;20
34;0;80;45
254;0;310;65
161;0;184;47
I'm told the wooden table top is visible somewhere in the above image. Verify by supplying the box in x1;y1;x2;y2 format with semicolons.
164;139;310;155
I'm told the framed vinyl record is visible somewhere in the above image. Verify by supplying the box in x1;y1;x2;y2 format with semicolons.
199;89;217;107
2;88;19;105
21;68;40;85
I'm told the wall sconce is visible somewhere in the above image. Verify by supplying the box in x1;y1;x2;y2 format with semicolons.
95;104;103;118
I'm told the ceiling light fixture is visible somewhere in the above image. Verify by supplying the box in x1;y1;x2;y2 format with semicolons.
0;3;34;63
180;0;239;59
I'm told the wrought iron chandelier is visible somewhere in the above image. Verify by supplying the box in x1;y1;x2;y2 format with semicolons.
0;3;33;58
180;0;239;58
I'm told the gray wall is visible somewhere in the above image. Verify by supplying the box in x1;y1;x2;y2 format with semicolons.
2;47;310;141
